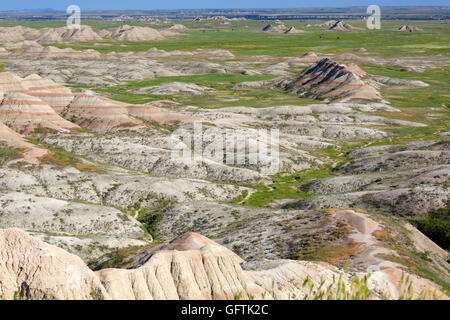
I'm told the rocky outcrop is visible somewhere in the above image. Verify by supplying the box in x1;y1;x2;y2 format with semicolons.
0;229;351;300
230;59;382;101
108;25;164;41
135;82;216;95
0;47;8;57
262;24;305;34
0;71;27;93
398;25;422;32
298;52;320;62
61;94;143;131
0;121;48;163
20;74;75;113
0;165;246;209
0;192;149;261
0;228;109;300
0;25;167;43
1;227;446;300
97;232;348;300
166;24;188;31
319;20;337;27
126;101;200;125
21;45;102;60
2;25;104;43
0;92;79;133
328;21;360;31
284;27;306;34
60;26;103;42
34;27;63;43
372;76;429;88
284;58;381;101
332;53;377;65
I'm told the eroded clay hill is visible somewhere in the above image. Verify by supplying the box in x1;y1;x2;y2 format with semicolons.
0;25;172;43
61;94;143;131
0;92;78;133
285;58;381;101
0;228;109;300
105;25;165;41
0;71;27;93
21;74;75;113
1;228;446;300
231;58;382;102
0;71;203;141
0;228;349;300
328;21;360;31
0;121;47;163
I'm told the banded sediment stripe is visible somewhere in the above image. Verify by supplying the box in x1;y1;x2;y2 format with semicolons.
0;92;79;133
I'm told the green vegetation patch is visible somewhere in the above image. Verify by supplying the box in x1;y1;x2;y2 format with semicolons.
88;73;319;108
88;245;146;271
361;64;450;110
26;137;100;172
0;143;24;164
46;20;450;58
412;208;450;251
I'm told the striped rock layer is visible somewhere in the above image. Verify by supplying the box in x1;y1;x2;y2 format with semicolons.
285;58;381;101
0;92;78;133
20;74;75;113
3;228;442;301
0;229;350;300
62;95;144;131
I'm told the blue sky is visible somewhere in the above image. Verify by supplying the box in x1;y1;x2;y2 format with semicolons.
1;1;449;11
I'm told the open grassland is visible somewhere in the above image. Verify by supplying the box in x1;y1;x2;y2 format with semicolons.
27;19;449;58
361;64;450;109
88;73;319;108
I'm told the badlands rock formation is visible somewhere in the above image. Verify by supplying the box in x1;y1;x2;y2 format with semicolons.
328;21;360;31
262;24;306;34
24;46;102;60
0;121;47;163
0;18;447;302
283;27;306;34
398;25;422;32
61;94;144;131
285;58;381;101
20;74;75;113
0;165;246;210
0;92;78;133
0;26;102;43
0;228;347;300
1;228;445;300
135;82;216;95
107;25;164;41
60;26;103;42
286;140;449;217
319;20;337;27
0;24;177;43
0;228;108;300
0;71;26;92
235;58;381;101
166;24;188;31
125;100;200;125
298;52;321;63
0;192;148;261
372;76;429;88
332;53;378;64
96;232;348;300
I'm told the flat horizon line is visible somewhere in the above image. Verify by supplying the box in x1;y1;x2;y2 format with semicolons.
2;5;449;12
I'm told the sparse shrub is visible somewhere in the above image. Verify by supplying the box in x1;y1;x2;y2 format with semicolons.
412;207;450;250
